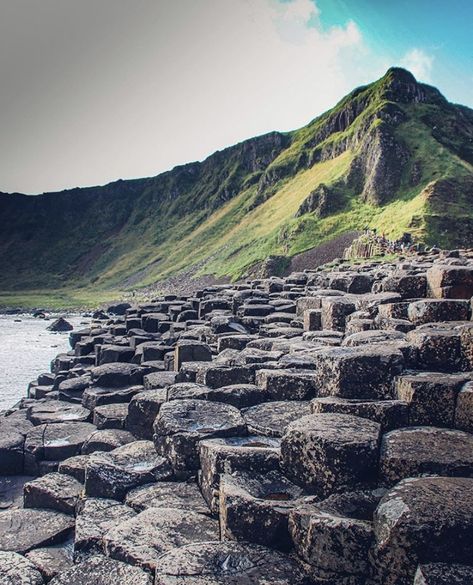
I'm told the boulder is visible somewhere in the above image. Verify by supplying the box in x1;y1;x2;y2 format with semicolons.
373;477;473;585
219;469;305;551
379;426;473;485
84;440;172;500
153;400;246;478
199;435;280;513
24;472;83;515
47;317;73;332
281;413;381;496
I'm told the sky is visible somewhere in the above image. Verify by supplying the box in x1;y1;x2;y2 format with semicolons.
1;0;472;195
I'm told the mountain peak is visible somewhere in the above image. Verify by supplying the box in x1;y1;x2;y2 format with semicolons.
383;67;418;85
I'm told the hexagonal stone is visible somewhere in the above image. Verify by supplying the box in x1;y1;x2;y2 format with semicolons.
0;508;74;554
174;341;212;370
168;383;266;409
311;346;404;399
27;402;91;425
82;385;143;409
289;501;374;579
407;326;464;372
0;476;34;510
24;472;82;515
281;413;381;496
198;436;280;514
153;400;246;478
414;563;473;584
379;427;473;485
58;454;90;483
126;389;168;439
0;551;43;585
396;372;470;427
220;469;305;551
75;498;136;555
93;403;128;429
84;440;172;500
154;541;312;585
242;401;311;437
373;477;473;585
103;507;218;571
25;543;74;581
408;299;470;325
126;481;209;515
48;555;152;585
255;369;319;401
426;265;473;299
24;422;96;474
90;363;144;387
311;396;408;432
81;429;135;454
0;427;25;475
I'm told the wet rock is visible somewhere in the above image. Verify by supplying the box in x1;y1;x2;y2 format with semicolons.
24;422;95;474
24;472;82;515
154;541;312;585
74;498;136;556
199;436;280;513
281;413;380;496
81;429;135;454
27;401;91;425
103;507;218;571
311;396;408;432
220;469;305;551
47;318;73;332
84;440;172;500
126;389;167;439
0;551;44;585
153;400;246;478
373;477;473;585
243;401;311;437
379;426;473;485
93;403;128;429
48;555;152;585
0;508;74;554
126;481;209;515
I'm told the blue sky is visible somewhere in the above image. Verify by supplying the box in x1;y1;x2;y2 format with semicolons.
315;0;473;105
1;0;472;194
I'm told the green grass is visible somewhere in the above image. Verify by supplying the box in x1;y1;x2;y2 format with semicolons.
0;289;122;311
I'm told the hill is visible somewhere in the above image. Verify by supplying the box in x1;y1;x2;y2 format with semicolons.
1;67;473;299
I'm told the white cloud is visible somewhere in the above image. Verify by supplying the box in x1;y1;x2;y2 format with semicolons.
400;48;434;82
0;0;388;193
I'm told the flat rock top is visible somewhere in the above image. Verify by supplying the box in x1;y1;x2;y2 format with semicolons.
27;401;90;425
0;551;44;585
155;400;245;435
90;440;165;472
243;401;311;437
154;541;311;585
48;555;152;585
285;413;381;443
0;508;75;554
125;481;209;515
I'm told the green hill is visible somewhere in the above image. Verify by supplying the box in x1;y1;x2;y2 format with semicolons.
1;67;473;304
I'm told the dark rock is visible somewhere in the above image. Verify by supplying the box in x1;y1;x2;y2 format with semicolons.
93;403;128;429
281;413;381;496
103;507;218;571
153;399;246;478
408;299;470;325
81;429;135;454
0;551;44;585
107;302;132;316
25;543;74;581
27;401;91;425
90;363;143;387
243;401;311;437
414;563;473;584
24;472;82;515
126;481;209;515
47;317;73;332
0;508;74;554
255;369;318;400
126;388;167;439
48;555;152;585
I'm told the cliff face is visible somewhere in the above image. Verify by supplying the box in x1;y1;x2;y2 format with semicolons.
1;67;473;291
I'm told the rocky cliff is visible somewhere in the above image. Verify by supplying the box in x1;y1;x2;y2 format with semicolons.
1;68;472;292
